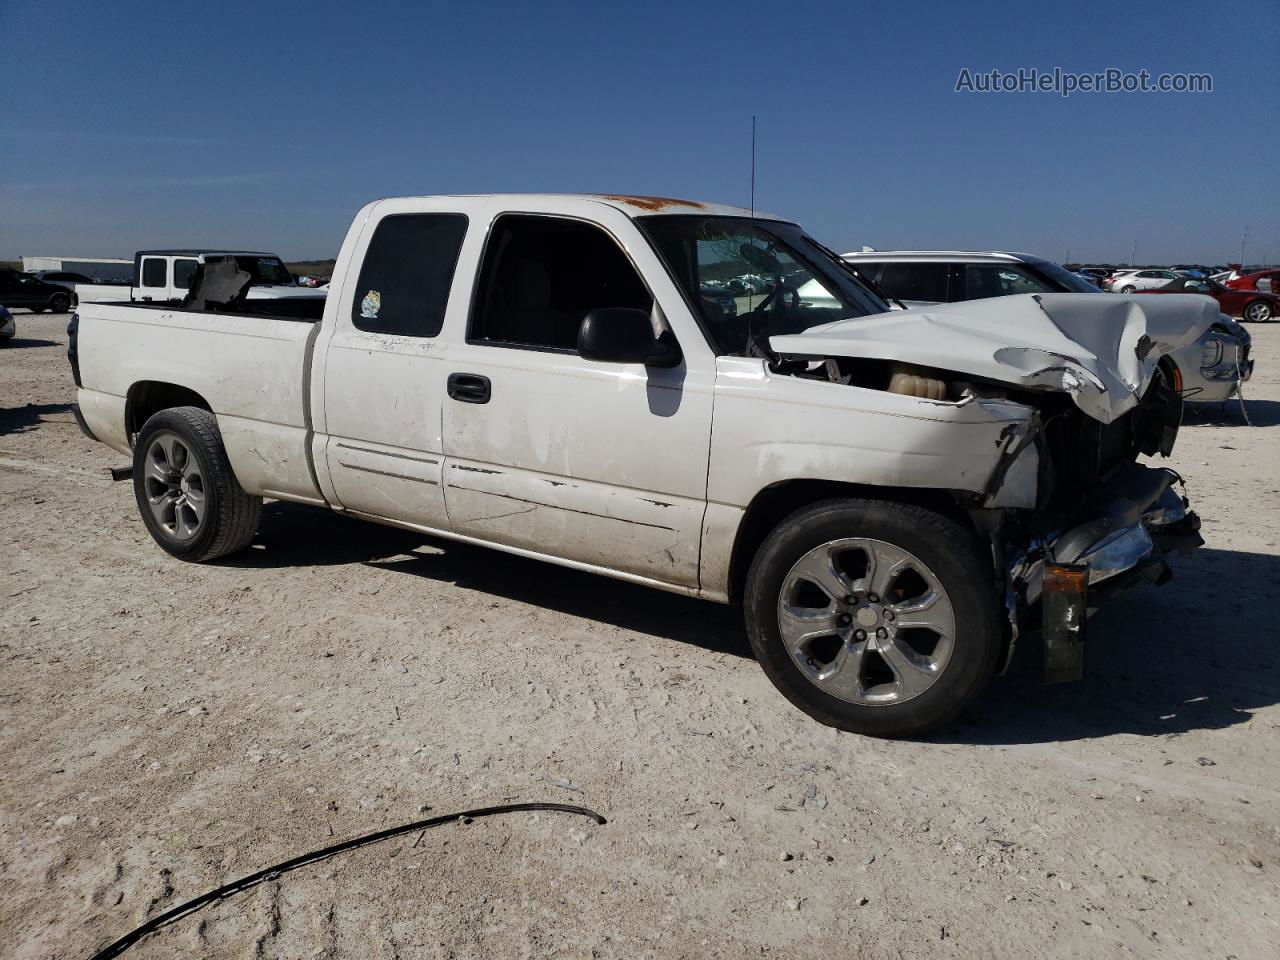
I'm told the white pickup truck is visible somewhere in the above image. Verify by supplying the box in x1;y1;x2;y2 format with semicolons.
69;194;1213;737
70;250;327;307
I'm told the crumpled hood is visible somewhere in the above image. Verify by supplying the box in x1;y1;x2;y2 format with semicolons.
769;292;1218;423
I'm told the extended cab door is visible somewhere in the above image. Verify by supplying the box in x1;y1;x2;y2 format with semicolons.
437;201;714;589
136;255;171;301
314;201;471;530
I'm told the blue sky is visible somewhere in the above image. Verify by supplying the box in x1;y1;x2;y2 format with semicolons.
2;0;1276;265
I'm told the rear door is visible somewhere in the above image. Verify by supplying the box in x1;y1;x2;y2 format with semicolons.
316;201;471;530
437;200;714;588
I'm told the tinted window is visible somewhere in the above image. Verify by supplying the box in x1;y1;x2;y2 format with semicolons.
848;261;883;285
173;259;198;290
141;258;167;287
471;215;651;350
351;213;468;337
876;262;949;302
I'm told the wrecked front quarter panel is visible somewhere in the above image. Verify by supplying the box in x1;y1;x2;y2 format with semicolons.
707;357;1039;511
768;293;1219;424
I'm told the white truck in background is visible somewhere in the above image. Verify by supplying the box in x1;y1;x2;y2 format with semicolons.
69;194;1212;737
70;250;327;307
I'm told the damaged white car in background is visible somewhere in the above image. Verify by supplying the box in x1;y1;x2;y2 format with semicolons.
70;195;1211;737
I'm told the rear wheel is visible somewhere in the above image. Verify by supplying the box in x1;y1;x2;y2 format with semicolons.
49;292;71;313
133;406;261;562
744;499;1002;738
1120;285;1137;294
1243;300;1273;323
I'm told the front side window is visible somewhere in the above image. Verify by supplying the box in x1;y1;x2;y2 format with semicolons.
470;214;652;350
141;258;167;287
173;259;198;290
350;214;469;337
639;216;888;355
961;264;1056;299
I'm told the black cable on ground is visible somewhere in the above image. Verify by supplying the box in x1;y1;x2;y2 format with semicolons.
86;801;606;960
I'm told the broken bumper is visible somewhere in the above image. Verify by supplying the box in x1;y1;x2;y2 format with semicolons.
1010;465;1203;682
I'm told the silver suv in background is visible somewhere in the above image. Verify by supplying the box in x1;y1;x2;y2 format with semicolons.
843;251;1252;405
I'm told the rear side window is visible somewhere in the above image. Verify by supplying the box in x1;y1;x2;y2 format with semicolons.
173;259;198;290
876;262;948;303
848;262;883;286
351;213;469;337
141;258;167;288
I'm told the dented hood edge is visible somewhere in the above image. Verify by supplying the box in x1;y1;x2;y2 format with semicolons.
769;292;1219;423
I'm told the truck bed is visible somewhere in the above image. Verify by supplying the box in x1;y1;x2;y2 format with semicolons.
75;301;326;505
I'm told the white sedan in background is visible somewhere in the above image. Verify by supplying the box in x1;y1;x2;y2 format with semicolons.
1104;269;1182;293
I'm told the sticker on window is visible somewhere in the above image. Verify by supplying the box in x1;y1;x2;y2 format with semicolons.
360;290;381;319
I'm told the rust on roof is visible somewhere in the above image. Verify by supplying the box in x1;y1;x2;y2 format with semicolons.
598;195;707;212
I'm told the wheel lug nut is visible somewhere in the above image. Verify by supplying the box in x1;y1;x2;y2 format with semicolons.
884;610;894;621
845;594;858;605
854;629;867;642
837;613;852;626
867;593;879;603
876;627;888;639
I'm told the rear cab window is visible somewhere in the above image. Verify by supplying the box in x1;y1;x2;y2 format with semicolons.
351;214;469;337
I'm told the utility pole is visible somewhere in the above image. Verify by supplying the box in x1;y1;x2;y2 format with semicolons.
1240;225;1249;266
1130;238;1137;265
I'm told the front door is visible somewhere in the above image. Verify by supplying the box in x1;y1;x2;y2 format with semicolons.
318;205;471;530
439;205;714;588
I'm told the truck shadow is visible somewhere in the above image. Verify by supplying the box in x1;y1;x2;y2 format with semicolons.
1184;399;1280;428
0;401;74;436
0;337;61;349
935;547;1280;744
227;502;750;658
229;506;1277;737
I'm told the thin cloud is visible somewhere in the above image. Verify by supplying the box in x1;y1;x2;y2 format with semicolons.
2;172;295;191
0;128;220;146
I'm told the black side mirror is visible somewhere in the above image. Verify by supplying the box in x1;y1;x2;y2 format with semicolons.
578;308;682;367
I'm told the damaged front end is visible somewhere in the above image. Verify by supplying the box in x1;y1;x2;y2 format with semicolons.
767;292;1214;683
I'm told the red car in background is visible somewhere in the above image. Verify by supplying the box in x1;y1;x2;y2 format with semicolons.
1225;269;1280;294
1136;276;1278;322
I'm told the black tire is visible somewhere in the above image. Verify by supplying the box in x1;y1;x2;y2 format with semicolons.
49;292;71;313
132;406;261;562
744;498;1002;738
1120;285;1137;294
31;306;45;314
1242;300;1273;323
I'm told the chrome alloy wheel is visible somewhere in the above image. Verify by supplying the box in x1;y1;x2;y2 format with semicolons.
143;432;207;541
776;538;956;705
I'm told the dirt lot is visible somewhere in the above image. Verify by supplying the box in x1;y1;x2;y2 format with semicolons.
2;311;1278;959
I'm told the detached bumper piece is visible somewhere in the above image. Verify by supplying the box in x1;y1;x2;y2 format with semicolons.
1043;563;1088;684
1035;464;1203;683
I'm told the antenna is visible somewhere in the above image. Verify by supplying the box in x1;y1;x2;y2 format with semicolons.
750;115;756;218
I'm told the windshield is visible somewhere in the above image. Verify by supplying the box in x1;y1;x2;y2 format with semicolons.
1031;259;1100;293
206;255;295;285
638;216;890;355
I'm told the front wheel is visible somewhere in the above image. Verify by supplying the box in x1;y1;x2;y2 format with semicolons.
744;499;1002;738
133;406;261;562
1243;300;1273;323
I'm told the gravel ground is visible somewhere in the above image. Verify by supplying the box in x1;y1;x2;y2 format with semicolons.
2;311;1278;959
